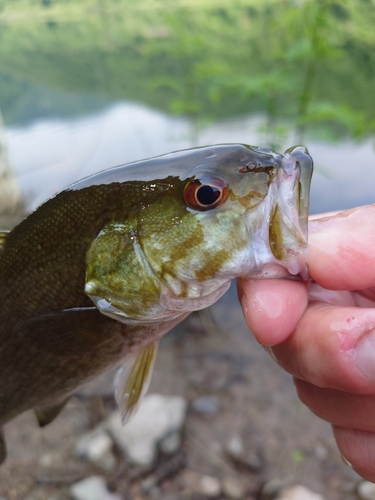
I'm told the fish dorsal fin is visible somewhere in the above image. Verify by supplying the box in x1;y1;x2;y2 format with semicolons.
115;341;159;424
34;397;70;427
0;231;9;253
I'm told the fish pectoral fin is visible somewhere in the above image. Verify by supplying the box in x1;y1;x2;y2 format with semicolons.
115;341;159;424
0;230;9;253
0;430;6;465
34;397;70;427
23;307;120;356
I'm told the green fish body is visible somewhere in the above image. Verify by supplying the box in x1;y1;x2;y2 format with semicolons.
0;144;313;462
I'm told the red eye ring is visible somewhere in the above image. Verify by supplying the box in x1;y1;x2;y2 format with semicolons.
183;176;228;211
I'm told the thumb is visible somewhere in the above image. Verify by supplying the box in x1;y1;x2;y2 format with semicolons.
237;278;308;346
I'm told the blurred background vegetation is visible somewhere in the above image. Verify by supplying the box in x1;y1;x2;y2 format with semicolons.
0;0;375;149
0;0;375;218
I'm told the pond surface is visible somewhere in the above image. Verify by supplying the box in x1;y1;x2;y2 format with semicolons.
1;0;375;218
3;98;375;215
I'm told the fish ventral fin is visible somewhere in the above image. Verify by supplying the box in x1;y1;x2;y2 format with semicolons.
34;397;70;427
115;341;159;424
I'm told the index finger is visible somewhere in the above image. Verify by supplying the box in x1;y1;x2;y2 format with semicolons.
237;278;308;345
309;204;375;290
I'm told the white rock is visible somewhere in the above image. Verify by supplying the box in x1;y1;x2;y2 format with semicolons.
200;475;221;497
222;476;244;499
314;443;328;460
70;476;122;500
225;435;262;471
183;470;220;498
191;396;220;415
276;485;324;500
262;478;290;497
76;430;116;471
227;435;243;456
106;394;187;466
358;481;375;500
39;452;57;467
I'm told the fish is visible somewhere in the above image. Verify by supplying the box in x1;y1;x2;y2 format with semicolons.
0;143;313;463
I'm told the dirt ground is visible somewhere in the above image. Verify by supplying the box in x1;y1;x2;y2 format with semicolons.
0;284;362;499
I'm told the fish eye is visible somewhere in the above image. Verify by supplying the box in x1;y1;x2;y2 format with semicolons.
183;176;228;211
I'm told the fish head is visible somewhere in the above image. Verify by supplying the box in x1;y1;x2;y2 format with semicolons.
84;144;313;324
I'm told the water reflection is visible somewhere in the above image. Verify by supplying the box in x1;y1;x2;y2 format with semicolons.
1;0;375;218
4;100;375;214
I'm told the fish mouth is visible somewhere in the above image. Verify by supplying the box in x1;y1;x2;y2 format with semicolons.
244;145;313;280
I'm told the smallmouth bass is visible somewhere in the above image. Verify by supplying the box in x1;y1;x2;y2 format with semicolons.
0;144;313;462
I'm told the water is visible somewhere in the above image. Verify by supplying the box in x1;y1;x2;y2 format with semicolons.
4;99;375;214
1;0;375;216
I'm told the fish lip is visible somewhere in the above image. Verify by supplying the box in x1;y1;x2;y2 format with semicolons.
283;145;314;239
242;145;313;281
273;145;313;279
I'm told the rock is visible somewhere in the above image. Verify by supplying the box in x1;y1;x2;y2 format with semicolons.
140;451;186;493
159;430;181;455
225;435;262;471
222;476;244;499
276;485;324;500
70;475;122;500
358;481;375;500
37;460;86;485
76;430;116;471
46;492;71;500
141;475;158;494
200;475;221;497
182;470;221;498
106;394;187;466
261;479;293;499
314;443;328;460
191;396;220;415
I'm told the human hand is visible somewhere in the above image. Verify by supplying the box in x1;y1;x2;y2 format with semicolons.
237;204;375;481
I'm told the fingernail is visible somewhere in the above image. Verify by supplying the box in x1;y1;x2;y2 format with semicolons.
341;454;352;468
354;329;375;381
263;345;280;364
237;284;248;316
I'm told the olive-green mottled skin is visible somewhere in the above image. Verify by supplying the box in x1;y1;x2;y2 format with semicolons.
86;189;248;317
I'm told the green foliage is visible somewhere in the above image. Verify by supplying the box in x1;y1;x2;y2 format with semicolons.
0;0;374;144
291;449;305;463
